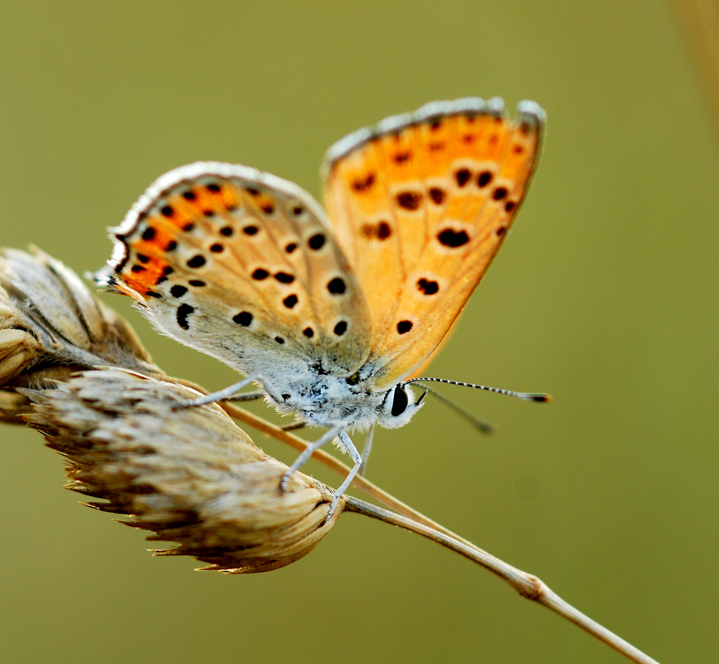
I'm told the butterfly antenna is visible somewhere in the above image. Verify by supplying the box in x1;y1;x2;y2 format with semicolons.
418;384;494;434
406;377;552;403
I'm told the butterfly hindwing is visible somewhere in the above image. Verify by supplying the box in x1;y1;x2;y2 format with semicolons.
101;162;373;378
322;98;544;388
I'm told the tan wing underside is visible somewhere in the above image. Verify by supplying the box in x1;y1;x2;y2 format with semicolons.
324;106;542;388
109;165;372;374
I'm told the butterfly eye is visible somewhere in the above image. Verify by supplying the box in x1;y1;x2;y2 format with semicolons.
390;385;409;417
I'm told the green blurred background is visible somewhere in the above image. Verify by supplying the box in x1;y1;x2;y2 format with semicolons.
1;1;717;662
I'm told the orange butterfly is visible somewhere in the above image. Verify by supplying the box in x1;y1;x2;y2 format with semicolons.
97;97;547;515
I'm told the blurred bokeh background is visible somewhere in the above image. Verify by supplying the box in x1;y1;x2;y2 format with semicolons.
1;1;717;662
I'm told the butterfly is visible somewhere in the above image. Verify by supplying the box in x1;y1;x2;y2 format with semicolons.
97;97;546;516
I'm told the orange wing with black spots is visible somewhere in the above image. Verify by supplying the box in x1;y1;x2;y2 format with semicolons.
322;98;544;388
99;162;373;377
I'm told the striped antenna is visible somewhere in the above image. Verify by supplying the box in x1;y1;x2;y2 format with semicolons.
405;377;552;403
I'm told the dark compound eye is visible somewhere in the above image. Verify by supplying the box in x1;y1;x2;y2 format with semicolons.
390;385;409;417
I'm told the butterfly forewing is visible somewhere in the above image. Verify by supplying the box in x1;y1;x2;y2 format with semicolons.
322;99;544;388
102;162;373;378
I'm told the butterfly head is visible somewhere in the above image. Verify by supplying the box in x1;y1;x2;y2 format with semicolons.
376;383;427;429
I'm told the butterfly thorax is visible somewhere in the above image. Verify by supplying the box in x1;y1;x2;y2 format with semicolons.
259;367;420;431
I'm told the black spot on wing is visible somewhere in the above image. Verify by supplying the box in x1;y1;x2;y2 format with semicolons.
397;320;413;334
308;234;326;250
417;279;439;295
187;255;206;268
177;304;194;330
454;169;471;188
327;277;346;295
233;311;253;326
352;173;375;193
477;171;493;188
429;188;446;205
437;229;470;248
396;191;422;211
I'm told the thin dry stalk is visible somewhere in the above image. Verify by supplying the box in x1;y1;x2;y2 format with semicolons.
345;498;660;664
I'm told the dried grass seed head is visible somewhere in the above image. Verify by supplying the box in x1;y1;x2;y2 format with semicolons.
24;368;342;573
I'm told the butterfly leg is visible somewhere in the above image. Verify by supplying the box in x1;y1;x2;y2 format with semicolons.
328;431;363;518
176;374;279;408
358;426;374;476
280;425;344;493
225;391;265;402
280;421;306;432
